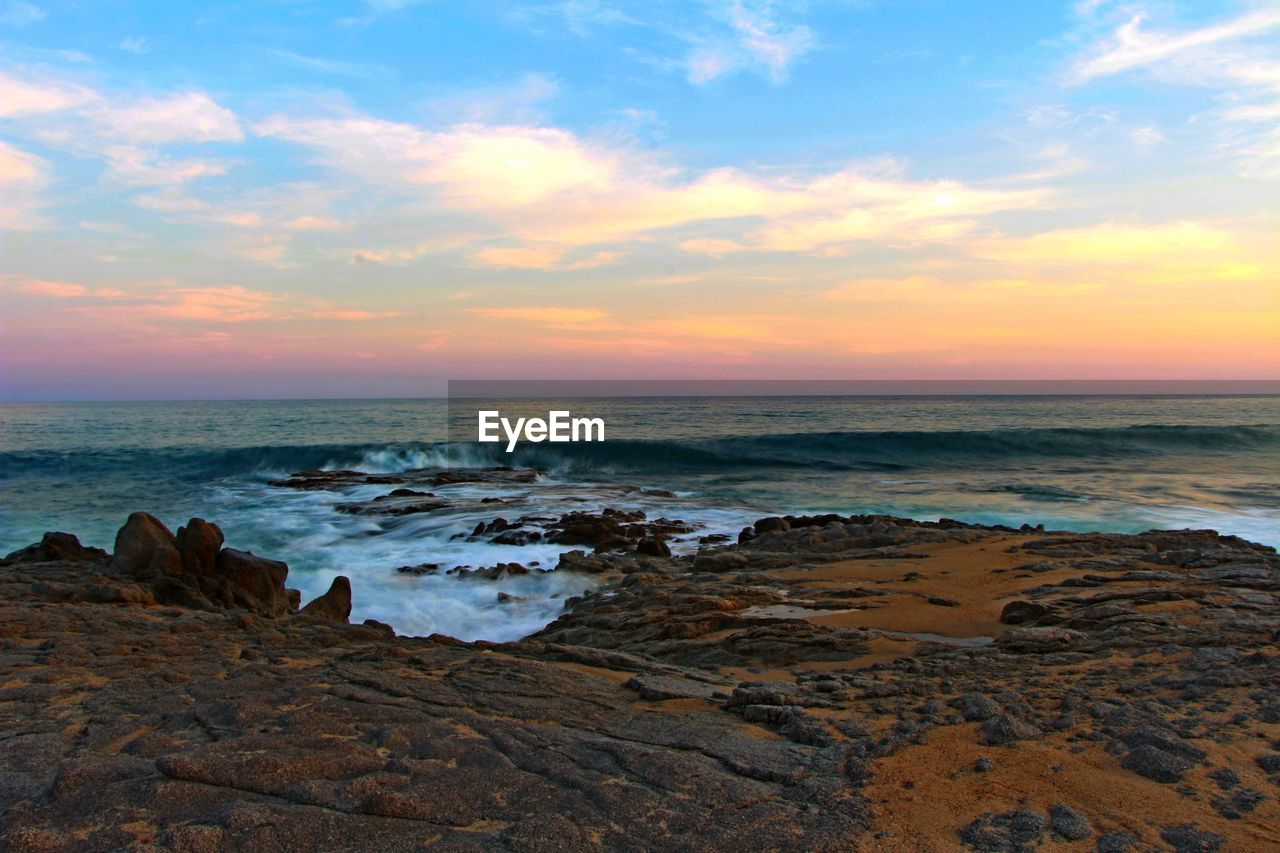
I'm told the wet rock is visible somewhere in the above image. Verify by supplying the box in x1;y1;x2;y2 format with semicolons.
692;552;749;572
1049;803;1092;841
301;576;352;622
636;537;672;557
1121;744;1191;783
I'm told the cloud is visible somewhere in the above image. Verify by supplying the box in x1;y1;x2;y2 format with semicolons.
143;286;285;322
470;245;620;270
1070;9;1280;83
268;49;392;80
119;36;148;54
0;71;89;116
471;307;609;324
90;91;243;144
0;140;47;228
103;146;227;185
284;215;346;231
685;1;815;85
975;221;1235;264
2;274;86;297
0;1;43;27
310;309;402;320
259;112;1044;259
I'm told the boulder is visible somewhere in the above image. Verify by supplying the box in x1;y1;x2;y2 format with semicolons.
999;599;1054;625
636;537;672;557
4;532;107;564
214;548;290;617
109;512;182;578
753;517;791;534
176;518;224;576
1122;744;1191;783
980;714;1043;745
301;576;352;622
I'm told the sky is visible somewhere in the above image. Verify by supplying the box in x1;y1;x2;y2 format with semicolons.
0;0;1277;400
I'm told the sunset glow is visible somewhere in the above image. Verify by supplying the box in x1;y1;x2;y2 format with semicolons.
1;1;1277;399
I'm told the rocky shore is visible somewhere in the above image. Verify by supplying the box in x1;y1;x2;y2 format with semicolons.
3;482;1280;850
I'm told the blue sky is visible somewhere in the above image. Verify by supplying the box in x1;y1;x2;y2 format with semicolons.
1;0;1278;398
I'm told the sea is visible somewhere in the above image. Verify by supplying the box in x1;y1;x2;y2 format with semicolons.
2;395;1277;641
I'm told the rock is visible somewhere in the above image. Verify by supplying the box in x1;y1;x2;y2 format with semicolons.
625;675;724;702
1159;824;1225;852
980;714;1043;745
301;576;352;622
974;757;994;772
175;518;224;576
959;808;1047;850
1049;804;1092;840
692;552;749;572
1211;787;1265;819
3;532;107;564
214;548;290;617
1256;754;1280;774
636;537;672;557
1122;744;1191;783
1096;831;1139;852
1119;726;1206;762
754;517;791;534
998;626;1084;654
999;599;1053;624
956;692;1001;722
109;512;182;578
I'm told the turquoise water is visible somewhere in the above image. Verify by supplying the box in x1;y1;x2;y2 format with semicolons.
2;396;1277;639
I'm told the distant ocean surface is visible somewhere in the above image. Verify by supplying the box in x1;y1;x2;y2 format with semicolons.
2;395;1277;640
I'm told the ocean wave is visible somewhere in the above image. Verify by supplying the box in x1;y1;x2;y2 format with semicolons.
3;423;1275;481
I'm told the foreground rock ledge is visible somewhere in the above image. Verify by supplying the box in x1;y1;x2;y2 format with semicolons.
2;514;1280;851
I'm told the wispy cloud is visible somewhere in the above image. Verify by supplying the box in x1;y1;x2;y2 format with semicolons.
1070;8;1280;83
119;36;149;54
0;0;43;27
267;49;392;80
685;1;815;84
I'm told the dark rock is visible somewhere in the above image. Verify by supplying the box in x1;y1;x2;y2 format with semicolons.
109;512;182;578
974;757;994;772
956;692;1001;722
1121;744;1191;783
3;532;107;564
1119;726;1206;761
1159;824;1225;852
980;714;1043;745
999;599;1053;625
1256;754;1280;774
753;517;791;534
635;537;672;557
214;548;290;617
1211;787;1265;819
176;518;224;576
1049;803;1092;840
301;576;352;622
1096;831;1139;852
